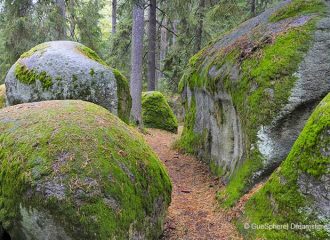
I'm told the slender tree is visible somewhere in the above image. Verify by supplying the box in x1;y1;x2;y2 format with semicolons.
130;0;145;126
195;0;205;53
250;0;256;16
112;0;117;34
147;0;157;91
55;0;67;40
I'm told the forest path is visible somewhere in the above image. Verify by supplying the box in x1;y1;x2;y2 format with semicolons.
144;128;242;240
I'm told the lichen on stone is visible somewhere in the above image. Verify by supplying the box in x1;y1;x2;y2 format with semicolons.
0;100;172;239
142;91;178;133
239;93;330;240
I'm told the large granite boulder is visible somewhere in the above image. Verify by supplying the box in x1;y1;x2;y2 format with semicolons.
178;0;330;206
0;100;172;239
0;84;5;109
4;41;131;123
240;92;330;239
142;91;178;133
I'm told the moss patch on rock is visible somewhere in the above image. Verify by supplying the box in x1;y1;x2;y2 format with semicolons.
239;93;330;240
15;63;53;90
0;100;171;239
270;0;326;22
0;85;5;109
142;91;178;133
76;45;107;66
178;1;327;208
112;68;132;124
20;43;49;59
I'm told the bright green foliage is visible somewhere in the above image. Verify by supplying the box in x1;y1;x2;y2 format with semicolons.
142;91;178;133
270;0;326;22
0;100;172;239
112;68;132;124
15;63;53;90
240;93;330;240
0;84;5;109
178;2;326;207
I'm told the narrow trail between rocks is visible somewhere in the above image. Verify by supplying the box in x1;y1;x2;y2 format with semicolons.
144;128;242;240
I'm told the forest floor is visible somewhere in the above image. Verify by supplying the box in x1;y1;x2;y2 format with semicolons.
144;128;243;240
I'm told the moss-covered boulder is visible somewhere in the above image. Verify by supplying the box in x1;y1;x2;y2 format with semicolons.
142;91;178;133
0;100;171;239
0;84;5;109
240;92;330;240
4;41;132;123
178;0;330;207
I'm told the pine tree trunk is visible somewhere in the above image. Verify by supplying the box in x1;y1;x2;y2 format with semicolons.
130;1;145;126
147;0;157;91
159;18;168;80
251;0;256;16
195;0;205;53
56;0;67;40
69;0;75;39
112;0;117;34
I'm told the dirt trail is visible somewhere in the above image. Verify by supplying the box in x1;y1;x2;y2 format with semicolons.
144;128;242;240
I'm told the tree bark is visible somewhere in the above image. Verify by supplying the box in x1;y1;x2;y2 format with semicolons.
69;0;76;39
130;1;145;126
251;0;256;17
147;0;157;91
159;17;168;80
112;0;117;34
56;0;67;40
195;0;205;53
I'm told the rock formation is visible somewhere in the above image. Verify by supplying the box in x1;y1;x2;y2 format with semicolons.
5;41;131;123
0;100;171;239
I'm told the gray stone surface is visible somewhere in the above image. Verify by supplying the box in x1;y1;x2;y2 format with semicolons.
183;1;330;183
5;41;118;115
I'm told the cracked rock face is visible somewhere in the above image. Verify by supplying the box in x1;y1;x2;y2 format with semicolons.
0;100;171;240
4;41;130;121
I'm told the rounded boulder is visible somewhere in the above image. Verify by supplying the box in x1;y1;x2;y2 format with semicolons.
142;91;178;133
4;41;131;123
0;100;171;239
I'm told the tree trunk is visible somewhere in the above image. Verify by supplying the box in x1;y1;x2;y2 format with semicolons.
195;0;205;53
69;0;76;39
251;0;256;16
112;0;117;34
147;0;157;91
130;1;145;126
56;0;67;40
159;17;168;80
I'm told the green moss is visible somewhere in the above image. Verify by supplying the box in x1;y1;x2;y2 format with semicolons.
0;85;5;109
142;91;178;133
210;160;224;177
270;0;326;22
174;97;206;154
15;63;53;90
20;43;49;58
76;44;132;123
76;45;107;66
240;93;330;239
89;68;95;76
0;100;172;239
112;68;132;124
179;8;324;206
